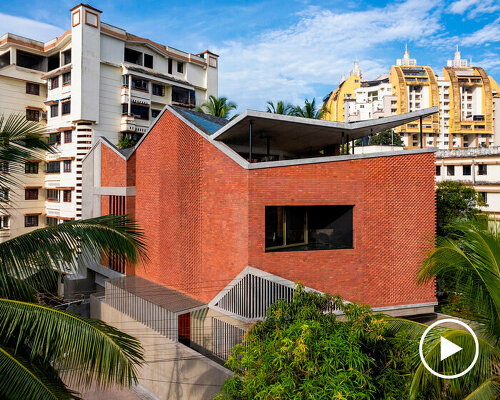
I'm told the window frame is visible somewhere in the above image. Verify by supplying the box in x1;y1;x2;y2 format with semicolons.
25;162;39;174
26;108;40;122
63;190;72;203
50;103;59;118
50;76;59;90
64;130;72;143
26;82;40;96
61;101;71;115
63;160;71;173
478;164;487;176
24;215;39;227
25;188;39;200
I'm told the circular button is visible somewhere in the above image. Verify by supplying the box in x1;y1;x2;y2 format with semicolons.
419;318;479;379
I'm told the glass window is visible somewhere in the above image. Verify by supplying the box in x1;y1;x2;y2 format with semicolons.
50;76;59;90
64;131;72;143
46;189;59;201
46;216;58;227
62;72;71;85
25;162;39;174
463;165;471;176
0;216;9;229
130;104;149;120
25;188;38;200
0;188;9;201
0;161;9;174
172;86;195;107
132;78;148;91
435;165;441;176
63;160;71;173
24;215;38;227
62;101;71;115
122;75;129;87
50;104;58;117
63;49;71;65
478;164;487;176
265;205;354;252
48;132;61;146
26;109;40;121
447;165;455;176
26;82;40;95
177;62;184;73
63;190;71;202
152;84;164;96
46;161;60;173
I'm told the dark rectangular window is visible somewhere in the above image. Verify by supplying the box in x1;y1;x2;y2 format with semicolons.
463;165;471;175
151;109;161;118
62;72;71;85
47;53;59;71
177;61;184;73
131;78;148;91
122;75;129;87
62;101;71;115
46;216;58;227
479;192;487;204
447;165;455;176
130;104;149;120
25;162;39;174
26;109;40;121
63;160;71;173
46;189;59;201
16;50;44;71
172;86;195;107
50;76;59;89
46;161;60;173
0;216;9;229
63;190;71;202
63;49;71;65
121;103;128;115
435;165;441;176
64;131;72;143
124;48;142;65
265;205;354;252
0;161;9;173
144;54;153;68
48;132;61;146
478;164;487;176
24;215;38;227
50;104;58;117
0;189;9;201
26;82;40;95
152;84;164;96
168;58;173;74
25;188;38;200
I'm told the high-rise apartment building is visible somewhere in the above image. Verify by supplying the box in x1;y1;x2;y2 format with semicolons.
0;3;218;241
323;47;500;150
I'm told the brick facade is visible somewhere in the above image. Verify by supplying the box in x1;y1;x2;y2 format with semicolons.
96;108;436;308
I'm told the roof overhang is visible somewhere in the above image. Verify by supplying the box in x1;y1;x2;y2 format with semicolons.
212;107;438;154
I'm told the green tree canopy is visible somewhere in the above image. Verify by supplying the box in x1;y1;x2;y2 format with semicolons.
436;181;485;237
291;98;326;119
266;100;293;115
217;286;419;400
195;95;237;119
369;129;402;146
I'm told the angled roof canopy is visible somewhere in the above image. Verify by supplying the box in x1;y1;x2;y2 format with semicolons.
212;107;438;155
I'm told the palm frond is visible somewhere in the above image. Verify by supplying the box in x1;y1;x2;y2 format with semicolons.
0;215;147;299
0;345;78;400
0;299;144;389
463;378;500;400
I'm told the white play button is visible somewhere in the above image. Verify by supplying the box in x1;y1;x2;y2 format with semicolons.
440;336;462;361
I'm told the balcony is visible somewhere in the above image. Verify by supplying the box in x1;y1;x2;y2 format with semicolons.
120;115;149;134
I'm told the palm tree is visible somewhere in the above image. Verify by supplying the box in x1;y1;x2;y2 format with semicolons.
291;98;326;119
195;95;237;119
393;220;500;399
0;114;146;399
266;100;293;115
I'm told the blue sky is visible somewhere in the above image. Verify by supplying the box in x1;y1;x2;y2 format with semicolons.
1;0;499;111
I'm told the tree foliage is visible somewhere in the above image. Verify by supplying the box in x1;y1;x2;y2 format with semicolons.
217;286;420;400
436;181;485;237
196;95;237;119
290;98;326;119
369;129;402;146
266;101;293;115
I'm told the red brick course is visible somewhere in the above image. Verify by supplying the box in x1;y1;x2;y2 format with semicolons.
99;109;436;308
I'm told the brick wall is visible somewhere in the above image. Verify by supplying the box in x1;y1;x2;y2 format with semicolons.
100;108;436;308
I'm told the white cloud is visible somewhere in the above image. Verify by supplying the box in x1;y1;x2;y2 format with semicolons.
462;18;500;45
0;12;64;42
449;0;500;17
213;0;442;111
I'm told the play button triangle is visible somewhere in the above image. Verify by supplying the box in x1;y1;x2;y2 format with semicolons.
440;336;462;361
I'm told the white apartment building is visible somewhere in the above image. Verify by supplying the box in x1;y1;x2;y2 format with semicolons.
0;3;218;239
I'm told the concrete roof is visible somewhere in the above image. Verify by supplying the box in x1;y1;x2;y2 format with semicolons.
212;107;438;154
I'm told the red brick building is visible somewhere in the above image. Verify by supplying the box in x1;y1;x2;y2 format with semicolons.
83;105;437;365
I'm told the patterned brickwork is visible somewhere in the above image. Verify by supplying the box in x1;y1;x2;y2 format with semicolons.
99;109;436;307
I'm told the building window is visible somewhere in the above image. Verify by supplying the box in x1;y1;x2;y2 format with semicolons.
63;160;71;173
63;190;71;202
25;188;38;200
168;58;173;74
48;132;61;146
122;75;129;87
46;216;58;227
50;104;58;117
62;101;71;115
26;109;40;121
124;48;142;65
131;78;148;91
64;131;72;143
121;103;128;115
447;165;455;176
46;189;59;201
265;205;353;252
152;84;164;96
151;109;161;118
130;104;149;120
0;161;9;174
24;215;38;227
0;216;9;229
479;192;487;204
435;165;441;176
177;61;184;73
25;162;38;174
463;165;471;176
50;76;59;90
46;161;60;173
144;54;153;69
0;188;9;201
63;49;71;65
172;86;195;107
62;72;71;85
26;82;40;95
478;164;487;176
